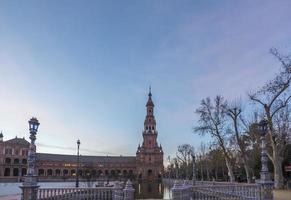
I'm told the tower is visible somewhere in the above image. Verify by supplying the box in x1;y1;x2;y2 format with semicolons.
136;88;163;180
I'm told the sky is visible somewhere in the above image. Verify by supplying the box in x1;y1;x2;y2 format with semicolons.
0;0;291;161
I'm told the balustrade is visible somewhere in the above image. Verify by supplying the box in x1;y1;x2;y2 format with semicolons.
169;179;264;200
37;187;114;200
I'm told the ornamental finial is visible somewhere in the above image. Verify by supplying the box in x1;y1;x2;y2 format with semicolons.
149;86;152;97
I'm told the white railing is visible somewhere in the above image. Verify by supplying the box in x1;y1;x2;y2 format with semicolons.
169;179;266;200
192;184;260;200
37;187;115;200
36;180;135;200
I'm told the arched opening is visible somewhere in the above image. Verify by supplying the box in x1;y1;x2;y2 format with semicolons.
129;170;134;179
92;170;97;177
105;170;109;176
5;158;11;164
22;159;27;164
123;170;128;177
13;168;19;176
85;170;90;176
47;169;53;176
138;173;142;179
110;170;116;178
22;168;27;176
55;169;61;176
38;169;45;176
98;170;103;177
14;159;19;164
4;168;10;176
63;169;69;176
71;169;76;176
147;169;153;177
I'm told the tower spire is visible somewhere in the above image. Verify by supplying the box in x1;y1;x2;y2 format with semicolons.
149;86;152;97
146;87;154;107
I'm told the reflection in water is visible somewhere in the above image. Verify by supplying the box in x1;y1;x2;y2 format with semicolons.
135;181;171;199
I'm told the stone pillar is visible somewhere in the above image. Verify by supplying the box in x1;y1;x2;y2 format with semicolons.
20;118;40;200
171;180;182;200
258;120;273;200
113;181;124;200
123;179;135;200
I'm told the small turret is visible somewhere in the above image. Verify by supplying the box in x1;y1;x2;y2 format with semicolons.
0;131;3;142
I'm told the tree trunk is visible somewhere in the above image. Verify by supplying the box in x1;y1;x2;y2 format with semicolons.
243;162;251;183
206;166;210;181
273;150;284;189
225;156;235;182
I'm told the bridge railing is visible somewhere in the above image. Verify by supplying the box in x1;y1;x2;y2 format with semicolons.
37;187;115;200
169;179;268;200
35;180;134;200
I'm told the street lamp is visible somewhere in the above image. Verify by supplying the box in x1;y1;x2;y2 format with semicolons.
199;154;204;181
76;139;81;188
20;117;40;200
257;119;273;200
258;119;270;182
191;152;196;185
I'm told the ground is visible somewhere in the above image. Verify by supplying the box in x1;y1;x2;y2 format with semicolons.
274;190;291;200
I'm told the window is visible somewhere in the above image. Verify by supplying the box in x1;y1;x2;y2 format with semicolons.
5;158;11;164
5;148;12;155
14;150;19;156
22;150;28;156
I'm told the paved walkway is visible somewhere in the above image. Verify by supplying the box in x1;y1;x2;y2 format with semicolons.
0;195;20;200
274;190;291;200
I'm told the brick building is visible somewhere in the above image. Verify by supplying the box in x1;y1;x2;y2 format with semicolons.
0;90;163;181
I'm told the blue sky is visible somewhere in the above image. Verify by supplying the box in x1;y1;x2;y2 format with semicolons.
0;1;291;160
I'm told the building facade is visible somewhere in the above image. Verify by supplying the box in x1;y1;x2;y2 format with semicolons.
0;91;163;181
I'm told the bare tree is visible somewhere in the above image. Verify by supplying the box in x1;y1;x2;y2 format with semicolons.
227;105;252;183
194;96;235;182
176;144;194;179
249;48;291;188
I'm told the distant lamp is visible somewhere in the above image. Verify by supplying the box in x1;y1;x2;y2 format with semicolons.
29;117;40;133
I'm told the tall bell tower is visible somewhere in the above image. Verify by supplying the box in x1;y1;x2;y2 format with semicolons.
136;87;163;180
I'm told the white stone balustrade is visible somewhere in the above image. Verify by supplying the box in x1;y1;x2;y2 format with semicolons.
168;178;271;200
37;187;114;200
36;180;134;200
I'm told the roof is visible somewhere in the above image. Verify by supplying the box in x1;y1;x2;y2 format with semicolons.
36;153;136;164
5;137;30;146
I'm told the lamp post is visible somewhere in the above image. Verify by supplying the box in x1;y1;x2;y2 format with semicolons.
199;154;204;181
191;153;196;185
20;117;40;200
76;139;80;188
258;119;273;200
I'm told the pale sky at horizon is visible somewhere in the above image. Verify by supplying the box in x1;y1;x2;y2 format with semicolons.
0;1;291;160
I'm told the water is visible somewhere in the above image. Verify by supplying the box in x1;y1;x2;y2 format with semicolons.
135;181;171;199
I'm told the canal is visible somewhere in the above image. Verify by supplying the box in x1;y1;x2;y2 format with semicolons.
134;181;171;199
